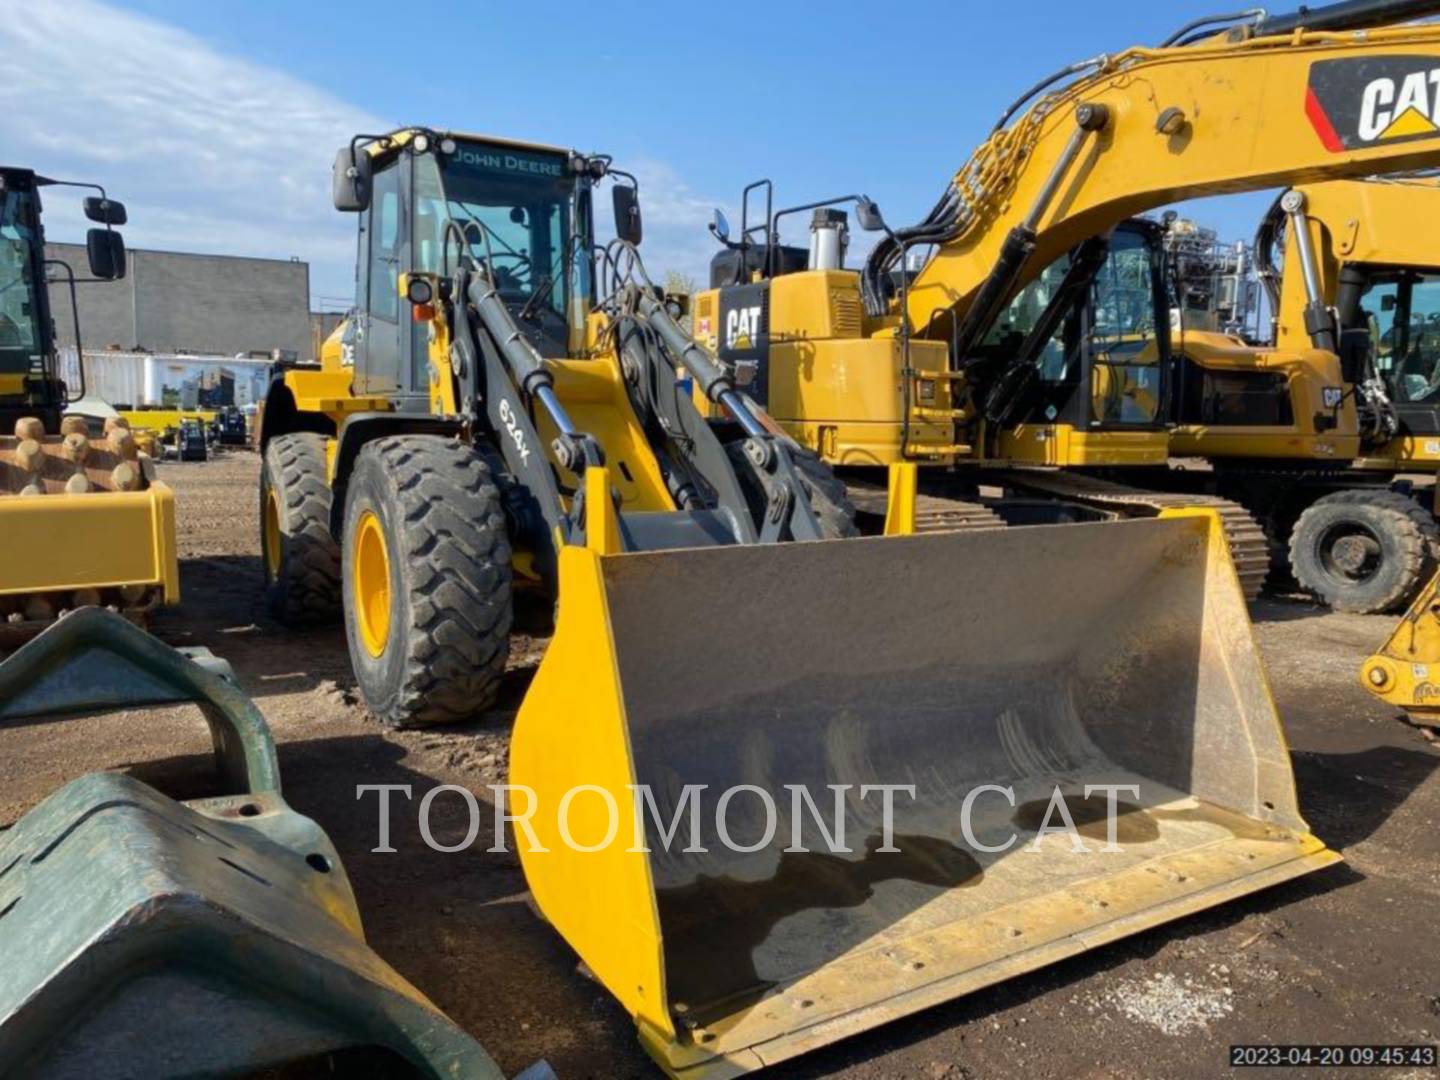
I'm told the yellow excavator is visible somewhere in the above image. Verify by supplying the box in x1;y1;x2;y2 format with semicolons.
1147;175;1440;613
693;0;1440;613
0;167;178;638
257;126;1333;1076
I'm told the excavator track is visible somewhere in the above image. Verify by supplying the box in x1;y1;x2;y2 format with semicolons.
995;470;1271;600
843;477;1007;533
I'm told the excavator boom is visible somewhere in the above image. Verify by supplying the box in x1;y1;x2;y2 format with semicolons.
888;18;1440;351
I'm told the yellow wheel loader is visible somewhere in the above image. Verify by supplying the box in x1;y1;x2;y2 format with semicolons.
0;167;178;638
258;129;858;725
691;0;1440;610
258;127;1338;1077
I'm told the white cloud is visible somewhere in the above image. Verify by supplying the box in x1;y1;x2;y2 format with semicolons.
0;0;387;304
0;0;733;304
622;157;728;287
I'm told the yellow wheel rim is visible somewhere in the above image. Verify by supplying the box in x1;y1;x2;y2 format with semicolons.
263;490;282;579
353;509;392;659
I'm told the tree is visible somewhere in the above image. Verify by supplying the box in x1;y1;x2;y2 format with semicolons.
663;269;700;333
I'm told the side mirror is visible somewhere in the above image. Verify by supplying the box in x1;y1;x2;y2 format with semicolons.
613;184;642;246
83;197;127;226
86;228;126;280
1382;294;1398;313
332;145;372;212
709;208;731;243
855;197;887;233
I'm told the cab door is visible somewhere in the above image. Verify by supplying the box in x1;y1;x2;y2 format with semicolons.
354;159;404;396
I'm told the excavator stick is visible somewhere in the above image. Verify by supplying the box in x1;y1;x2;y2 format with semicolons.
511;508;1338;1076
1361;568;1440;725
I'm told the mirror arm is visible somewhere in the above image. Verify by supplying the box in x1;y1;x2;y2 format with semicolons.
44;259;85;403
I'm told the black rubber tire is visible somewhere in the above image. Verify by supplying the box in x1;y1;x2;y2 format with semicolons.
341;435;512;728
261;432;341;624
725;440;859;539
1288;489;1438;614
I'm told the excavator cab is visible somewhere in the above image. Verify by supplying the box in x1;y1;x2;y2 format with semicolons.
1343;267;1440;429
969;220;1172;458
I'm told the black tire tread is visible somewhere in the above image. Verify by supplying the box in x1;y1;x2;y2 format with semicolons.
350;436;512;728
1289;488;1437;614
263;432;341;624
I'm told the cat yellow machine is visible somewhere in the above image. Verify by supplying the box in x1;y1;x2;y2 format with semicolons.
255;126;1337;1076
1362;567;1440;722
0;167;177;637
1152;175;1440;613
692;0;1440;613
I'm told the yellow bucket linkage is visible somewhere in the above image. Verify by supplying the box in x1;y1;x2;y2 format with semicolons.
510;502;1338;1077
1361;568;1440;724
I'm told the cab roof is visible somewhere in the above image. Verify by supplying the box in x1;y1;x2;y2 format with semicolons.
363;127;580;164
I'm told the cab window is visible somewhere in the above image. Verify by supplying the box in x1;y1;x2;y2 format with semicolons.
1366;272;1440;404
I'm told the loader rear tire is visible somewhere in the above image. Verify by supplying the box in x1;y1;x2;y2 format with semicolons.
261;433;341;624
341;435;512;728
725;440;859;539
1289;489;1438;614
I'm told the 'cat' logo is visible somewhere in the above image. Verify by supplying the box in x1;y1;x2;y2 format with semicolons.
726;306;762;350
1307;57;1440;151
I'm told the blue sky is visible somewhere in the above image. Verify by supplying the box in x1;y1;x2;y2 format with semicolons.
1;0;1316;306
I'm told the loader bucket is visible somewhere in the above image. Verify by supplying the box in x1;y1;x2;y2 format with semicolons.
510;511;1339;1078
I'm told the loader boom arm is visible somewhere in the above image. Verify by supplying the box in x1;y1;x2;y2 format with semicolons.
889;21;1440;346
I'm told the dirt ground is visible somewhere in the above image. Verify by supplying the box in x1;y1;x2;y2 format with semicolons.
3;449;1437;1079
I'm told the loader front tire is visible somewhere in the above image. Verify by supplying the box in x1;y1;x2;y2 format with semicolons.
1289;489;1437;614
262;433;341;624
726;440;859;539
341;436;512;728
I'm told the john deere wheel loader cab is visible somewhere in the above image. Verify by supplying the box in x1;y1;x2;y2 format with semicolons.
0;168;178;637
258;127;855;726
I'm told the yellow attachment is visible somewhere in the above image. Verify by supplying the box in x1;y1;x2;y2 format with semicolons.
0;485;177;597
0;427;179;632
585;467;622;555
510;515;1337;1076
117;409;216;433
883;462;918;536
352;510;392;659
1360;569;1440;723
536;359;675;511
